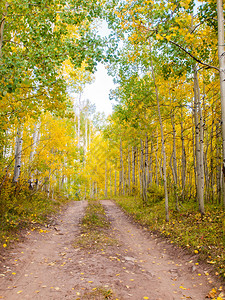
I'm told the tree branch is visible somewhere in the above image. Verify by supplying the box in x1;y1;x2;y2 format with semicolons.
167;38;219;72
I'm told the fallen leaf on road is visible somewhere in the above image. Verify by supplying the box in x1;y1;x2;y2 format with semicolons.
179;286;187;290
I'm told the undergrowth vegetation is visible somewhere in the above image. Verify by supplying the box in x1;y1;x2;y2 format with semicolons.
113;195;225;279
77;286;117;300
0;180;71;248
74;201;117;250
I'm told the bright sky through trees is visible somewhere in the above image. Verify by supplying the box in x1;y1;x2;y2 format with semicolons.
82;20;115;116
82;63;115;116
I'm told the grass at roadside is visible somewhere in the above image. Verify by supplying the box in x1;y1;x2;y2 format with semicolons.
113;195;225;279
74;200;117;250
0;184;72;248
77;286;118;300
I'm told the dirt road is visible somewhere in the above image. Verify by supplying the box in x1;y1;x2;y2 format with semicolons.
0;200;222;299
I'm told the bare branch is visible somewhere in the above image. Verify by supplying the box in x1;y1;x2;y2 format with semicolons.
167;39;219;72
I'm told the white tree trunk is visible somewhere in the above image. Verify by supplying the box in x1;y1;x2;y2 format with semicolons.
132;146;136;190
105;159;107;198
170;111;179;211
155;130;159;186
149;140;153;185
217;0;225;208
114;170;117;196
85;118;88;153
77;92;82;148
193;66;205;214
13;126;23;183
150;41;169;221
128;146;131;195
29;122;40;163
0;3;9;58
119;138;124;195
145;134;149;188
180;106;186;199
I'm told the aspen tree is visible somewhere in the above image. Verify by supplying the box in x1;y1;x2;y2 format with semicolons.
128;146;131;195
132;146;136;191
150;41;169;221
193;65;205;215
180;106;186;200
170;106;179;211
13;126;23;183
217;0;225;208
105;159;107;198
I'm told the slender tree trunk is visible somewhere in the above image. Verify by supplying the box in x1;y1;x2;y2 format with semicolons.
145;134;149;189
114;170;117;196
192;105;197;200
105;159;107;198
155;130;159;186
210;118;214;202
85;118;88;153
170;110;179;211
110;167;112;197
13;126;23;183
217;0;225;208
29;122;40;163
77;92;81;148
128;146;131;195
123;168;126;195
193;66;205;214
29;121;40;188
180;106;186;199
136;149;139;190
132;146;136;192
141;139;147;203
150;41;169;221
138;148;142;197
149;140;153;185
119;138;124;195
216;123;222;202
0;3;9;58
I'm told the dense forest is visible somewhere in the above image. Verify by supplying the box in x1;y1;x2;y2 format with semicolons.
0;0;225;279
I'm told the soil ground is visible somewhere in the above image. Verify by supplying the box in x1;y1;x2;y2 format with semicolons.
0;200;223;300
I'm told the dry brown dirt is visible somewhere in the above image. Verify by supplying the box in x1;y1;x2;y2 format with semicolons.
0;200;223;300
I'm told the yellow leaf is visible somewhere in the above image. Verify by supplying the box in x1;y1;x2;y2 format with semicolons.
143;297;149;299
3;244;7;248
207;288;217;298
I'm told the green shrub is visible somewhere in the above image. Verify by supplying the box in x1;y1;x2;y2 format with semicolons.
147;184;164;204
